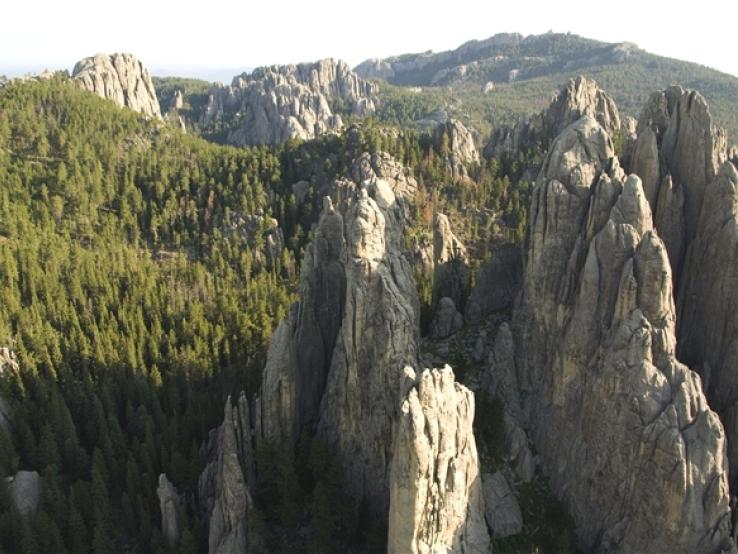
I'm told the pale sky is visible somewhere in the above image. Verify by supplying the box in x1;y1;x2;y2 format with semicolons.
2;0;737;79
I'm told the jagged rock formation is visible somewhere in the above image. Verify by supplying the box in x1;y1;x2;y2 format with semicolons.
224;212;284;269
464;244;522;324
351;151;418;201
629;86;727;274
485;76;621;160
432;119;479;178
157;474;182;548
199;394;257;554
503;115;734;552
432;213;470;314
258;152;420;519
429;297;464;339
6;470;42;515
678;161;738;487
72;53;161;118
482;472;522;539
201;59;377;146
387;366;489;554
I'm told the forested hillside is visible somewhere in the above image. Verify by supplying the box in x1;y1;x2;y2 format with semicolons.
0;77;530;553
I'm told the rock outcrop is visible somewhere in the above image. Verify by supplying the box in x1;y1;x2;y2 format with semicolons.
258;151;420;519
157;474;182;549
482;472;522;539
0;397;10;434
72;53;161;118
0;349;17;433
504;115;733;552
432;213;470;314
485;76;621;160
429;297;464;339
0;347;19;376
484;323;535;483
201;59;377;146
464;244;522;323
199;394;256;554
6;470;42;515
388;366;489;554
678;161;738;487
432;119;479;179
629;86;727;274
351;151;418;202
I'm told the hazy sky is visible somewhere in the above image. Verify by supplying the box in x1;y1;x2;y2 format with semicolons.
3;0;737;79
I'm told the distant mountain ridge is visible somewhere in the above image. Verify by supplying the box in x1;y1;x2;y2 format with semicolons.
355;32;738;141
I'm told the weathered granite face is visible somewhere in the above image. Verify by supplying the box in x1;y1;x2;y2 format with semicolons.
629;86;727;274
201;59;377;146
432;212;470;315
157;474;182;549
198;394;256;554
72;53;161;118
503;115;733;553
257;151;420;522
678;161;738;490
7;470;42;516
388;366;489;554
432;118;480;179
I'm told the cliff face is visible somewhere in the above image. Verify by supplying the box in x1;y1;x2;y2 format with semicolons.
72;53;161;118
505;115;733;552
678;161;738;486
201;59;377;146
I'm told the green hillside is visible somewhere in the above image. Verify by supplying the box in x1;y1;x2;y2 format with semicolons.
361;32;738;141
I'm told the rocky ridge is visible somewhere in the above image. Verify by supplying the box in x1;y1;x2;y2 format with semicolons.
72;53;161;118
201;59;377;146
